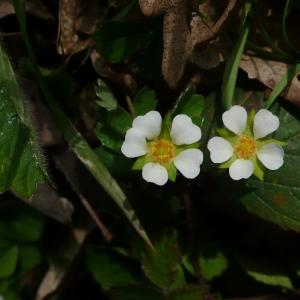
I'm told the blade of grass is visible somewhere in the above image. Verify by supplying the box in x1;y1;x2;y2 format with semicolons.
13;0;153;250
253;0;291;61
221;2;251;110
282;0;300;56
265;63;300;109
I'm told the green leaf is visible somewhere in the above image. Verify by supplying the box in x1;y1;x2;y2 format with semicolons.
95;147;132;175
13;0;154;250
237;254;293;290
93;21;156;63
18;246;41;273
94;123;123;152
142;233;185;290
133;87;157;116
221;3;250;110
169;286;205;300
0;246;19;278
85;246;137;290
108;107;132;134
108;284;164;300
282;0;300;55
0;45;47;198
183;246;228;281
173;88;205;126
0;206;45;242
95;79;118;111
240;104;300;233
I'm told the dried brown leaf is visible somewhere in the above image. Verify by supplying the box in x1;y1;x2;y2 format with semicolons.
162;0;192;88
240;55;300;106
28;185;74;224
191;0;237;47
0;0;52;20
57;0;90;55
138;0;171;16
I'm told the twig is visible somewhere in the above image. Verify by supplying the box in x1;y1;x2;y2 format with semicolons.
78;193;113;242
125;95;136;117
52;149;114;242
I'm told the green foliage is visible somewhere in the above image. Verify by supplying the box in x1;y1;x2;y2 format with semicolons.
169;286;205;300
237;254;293;290
0;247;19;278
240;105;300;232
221;2;251;110
14;0;153;249
85;246;137;290
0;205;44;299
173;88;205;126
93;21;156;63
133;86;157;116
0;209;44;242
0;45;47;198
183;247;228;282
142;233;185;290
3;0;300;299
108;284;164;300
95;79;118;111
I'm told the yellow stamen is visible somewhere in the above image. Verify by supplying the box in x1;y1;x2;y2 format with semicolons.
150;139;175;163
235;136;257;159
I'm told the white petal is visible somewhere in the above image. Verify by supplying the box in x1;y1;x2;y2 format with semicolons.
142;163;168;186
222;105;247;135
174;149;203;179
132;111;162;139
207;136;234;163
253;109;279;139
257;144;284;170
170;115;201;145
229;159;254;180
121;128;147;158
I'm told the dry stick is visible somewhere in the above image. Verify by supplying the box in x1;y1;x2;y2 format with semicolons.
125;95;136;117
78;193;113;242
52;150;113;242
181;183;212;299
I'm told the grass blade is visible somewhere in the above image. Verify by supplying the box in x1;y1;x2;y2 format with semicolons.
265;63;300;109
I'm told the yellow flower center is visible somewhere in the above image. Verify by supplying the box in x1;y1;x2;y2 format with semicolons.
150;139;175;163
235;135;257;159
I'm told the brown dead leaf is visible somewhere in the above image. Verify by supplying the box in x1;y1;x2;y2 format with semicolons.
162;0;192;88
0;0;14;19
28;185;74;224
36;265;65;300
57;0;90;55
191;0;237;48
0;0;52;20
138;0;171;16
36;228;88;300
240;55;300;106
193;38;226;70
138;0;237;88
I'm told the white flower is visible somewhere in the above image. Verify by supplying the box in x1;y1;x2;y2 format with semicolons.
121;111;203;185
207;105;284;180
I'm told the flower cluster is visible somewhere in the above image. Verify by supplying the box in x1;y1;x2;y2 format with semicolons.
121;106;284;185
